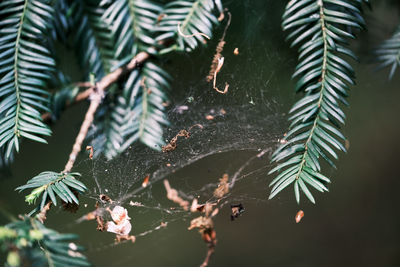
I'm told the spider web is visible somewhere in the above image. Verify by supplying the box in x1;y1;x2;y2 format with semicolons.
64;76;284;257
55;7;289;264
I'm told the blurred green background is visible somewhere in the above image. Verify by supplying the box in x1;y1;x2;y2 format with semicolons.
1;0;400;266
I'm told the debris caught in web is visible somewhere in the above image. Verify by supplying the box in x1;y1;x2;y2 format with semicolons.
207;40;225;83
206;11;231;95
129;201;144;207
99;194;112;203
163;179;190;211
162;125;203;152
72;61;281;262
86;146;94;159
205;115;214;121
212;57;229;94
177;22;211;40
213;173;229;198
174;105;189;114
162;130;190;152
156;13;166;24
345;139;350;150
230;203;245;221
295;210;304;223
37;202;52;223
96;213;106;232
106;206;135;243
142;175;150;188
188;202;218;267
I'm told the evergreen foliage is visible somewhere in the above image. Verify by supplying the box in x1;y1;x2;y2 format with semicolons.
0;216;90;267
156;0;221;53
0;0;222;163
0;0;54;158
269;0;367;203
376;24;400;80
16;171;87;210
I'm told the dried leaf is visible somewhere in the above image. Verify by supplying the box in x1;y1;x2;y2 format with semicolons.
177;22;210;40
142;175;150;188
86;146;93;159
100;194;112;203
230;203;245;221
37;202;52;223
213;174;229;198
295;210;304;223
164;179;189;210
162;130;190;152
206;115;214;120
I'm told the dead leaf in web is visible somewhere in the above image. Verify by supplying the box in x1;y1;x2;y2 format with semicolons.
162;129;190;152
97;215;106;232
105;205;135;243
177;22;210;40
188;216;213;231
37;202;52;223
213;174;229;198
129;201;144;207
115;235;136;243
142;174;150;188
86;146;94;159
163;179;190;210
99;194;112;203
230;203;245;221
295;210;304;223
205;115;214;120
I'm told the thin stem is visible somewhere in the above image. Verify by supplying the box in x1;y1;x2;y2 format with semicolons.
12;0;29;139
295;0;328;180
63;52;150;173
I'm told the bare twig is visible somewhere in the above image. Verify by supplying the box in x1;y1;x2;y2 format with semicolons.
86;145;93;159
163;179;190;210
62;52;150;173
213;174;229;198
37;202;52;223
200;247;215;267
162;129;190;152
212;58;229;94
177;22;210;40
206;11;232;94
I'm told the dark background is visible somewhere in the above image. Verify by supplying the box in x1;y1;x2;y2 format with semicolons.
1;0;400;266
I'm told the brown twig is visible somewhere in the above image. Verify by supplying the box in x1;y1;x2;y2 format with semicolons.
162;124;203;152
86;146;93;159
206;11;232;94
62;52;150;173
163;179;190;210
200;246;215;267
177;22;211;40
37;202;52;223
162;129;190;152
213;173;229;198
41;83;96;122
206;41;226;83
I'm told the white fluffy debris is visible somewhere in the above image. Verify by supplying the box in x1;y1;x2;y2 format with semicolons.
106;206;132;236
